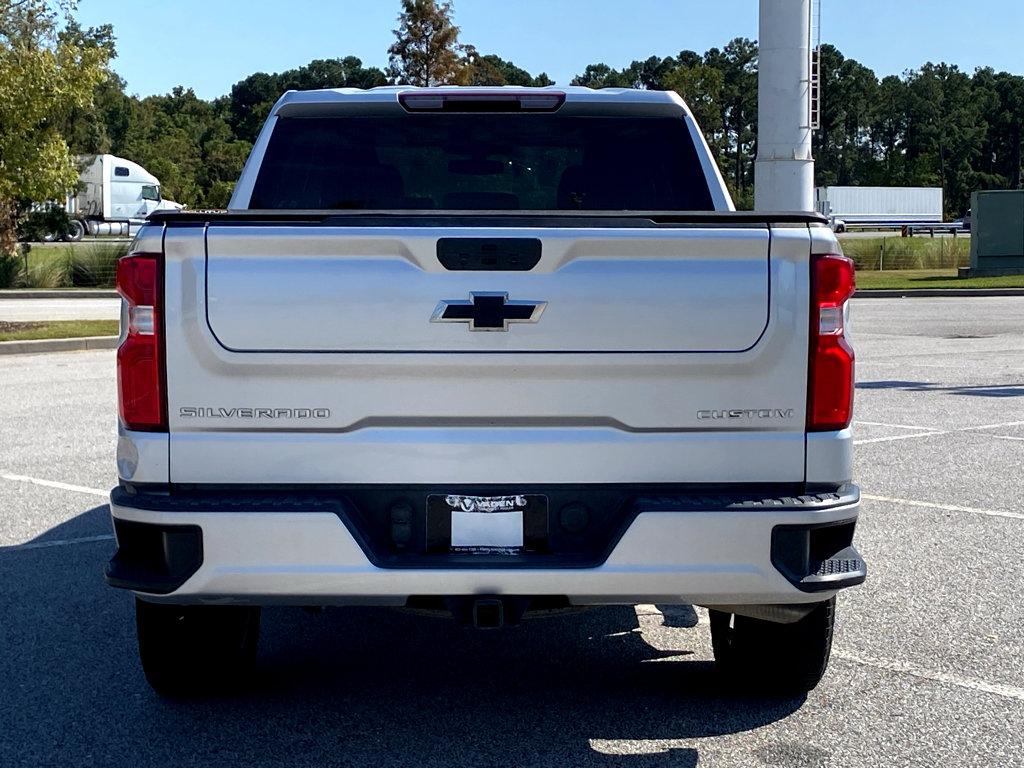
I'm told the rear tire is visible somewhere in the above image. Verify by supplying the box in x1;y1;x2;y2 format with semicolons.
135;598;260;696
710;598;835;695
62;219;85;242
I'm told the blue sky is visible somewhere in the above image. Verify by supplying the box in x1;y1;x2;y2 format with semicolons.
77;0;1024;100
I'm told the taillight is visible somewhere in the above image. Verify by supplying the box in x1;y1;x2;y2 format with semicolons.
808;254;855;432
116;252;165;431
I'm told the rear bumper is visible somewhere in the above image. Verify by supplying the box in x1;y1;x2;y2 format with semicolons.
106;484;864;606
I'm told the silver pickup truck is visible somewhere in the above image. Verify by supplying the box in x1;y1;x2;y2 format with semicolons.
106;86;864;696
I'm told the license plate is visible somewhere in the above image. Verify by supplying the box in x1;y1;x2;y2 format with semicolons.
426;494;548;554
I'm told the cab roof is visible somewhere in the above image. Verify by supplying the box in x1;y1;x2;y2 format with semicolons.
270;85;692;119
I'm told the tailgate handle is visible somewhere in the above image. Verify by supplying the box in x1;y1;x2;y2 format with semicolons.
436;238;541;271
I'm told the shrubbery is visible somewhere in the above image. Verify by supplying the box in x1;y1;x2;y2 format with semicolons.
0;252;21;288
68;242;126;286
17;205;73;243
0;242;128;288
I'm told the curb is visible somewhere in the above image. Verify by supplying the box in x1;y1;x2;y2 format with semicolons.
0;289;118;299
855;288;1024;298
0;336;118;355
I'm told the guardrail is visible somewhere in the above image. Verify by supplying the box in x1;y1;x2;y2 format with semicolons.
832;222;966;236
901;223;967;237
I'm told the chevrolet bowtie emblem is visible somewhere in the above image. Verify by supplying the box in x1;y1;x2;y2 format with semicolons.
430;292;546;332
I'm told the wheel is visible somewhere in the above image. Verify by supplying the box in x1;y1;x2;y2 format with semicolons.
62;219;85;242
709;597;835;695
135;598;260;696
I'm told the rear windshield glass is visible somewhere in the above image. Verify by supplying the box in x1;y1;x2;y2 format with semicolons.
249;115;714;211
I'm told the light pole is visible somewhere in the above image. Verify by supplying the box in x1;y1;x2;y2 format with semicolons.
754;0;815;212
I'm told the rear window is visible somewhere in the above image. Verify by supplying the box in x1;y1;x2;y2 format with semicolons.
249;115;714;211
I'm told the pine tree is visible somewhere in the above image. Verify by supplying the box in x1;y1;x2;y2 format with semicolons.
387;0;466;87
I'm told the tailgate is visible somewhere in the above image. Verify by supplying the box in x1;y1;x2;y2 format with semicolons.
160;221;812;486
204;225;769;354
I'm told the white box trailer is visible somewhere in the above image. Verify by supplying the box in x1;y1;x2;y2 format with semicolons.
46;154;182;240
815;186;943;231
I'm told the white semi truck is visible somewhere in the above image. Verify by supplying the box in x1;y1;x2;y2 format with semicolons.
48;154;183;240
815;186;943;232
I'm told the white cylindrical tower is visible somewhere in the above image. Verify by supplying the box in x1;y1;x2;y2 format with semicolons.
755;0;814;212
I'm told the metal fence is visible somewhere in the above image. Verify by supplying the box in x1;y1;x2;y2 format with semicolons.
841;236;970;271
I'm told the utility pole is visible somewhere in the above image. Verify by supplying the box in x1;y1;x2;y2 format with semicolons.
755;0;815;211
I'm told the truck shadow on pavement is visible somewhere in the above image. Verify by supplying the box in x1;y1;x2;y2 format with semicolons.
856;380;1024;398
0;505;806;767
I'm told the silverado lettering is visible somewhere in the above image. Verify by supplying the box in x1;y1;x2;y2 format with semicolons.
179;407;331;419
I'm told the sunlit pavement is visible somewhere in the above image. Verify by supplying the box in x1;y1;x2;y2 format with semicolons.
0;298;120;322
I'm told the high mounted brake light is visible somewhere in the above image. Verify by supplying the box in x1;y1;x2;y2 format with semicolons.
398;91;565;112
807;254;855;432
116;252;166;431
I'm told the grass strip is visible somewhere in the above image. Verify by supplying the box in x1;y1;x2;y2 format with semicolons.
856;269;1024;290
0;319;119;342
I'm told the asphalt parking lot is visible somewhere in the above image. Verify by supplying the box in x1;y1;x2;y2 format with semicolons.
1;296;1022;767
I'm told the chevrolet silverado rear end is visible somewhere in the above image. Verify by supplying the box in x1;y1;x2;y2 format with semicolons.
106;86;864;696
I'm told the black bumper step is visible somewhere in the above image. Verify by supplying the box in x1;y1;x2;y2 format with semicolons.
772;524;867;592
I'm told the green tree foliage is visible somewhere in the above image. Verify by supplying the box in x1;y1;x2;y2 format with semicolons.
98;55;390;208
662;59;724;148
462;47;552;87
54;20;119;155
805;51;1023;216
571;40;758;207
571;62;634;89
388;0;465;86
6;0;1024;224
228;57;387;143
0;0;110;255
117;87;234;205
706;39;758;206
814;44;879;186
977;69;1024;190
227;71;280;144
571;40;1024;214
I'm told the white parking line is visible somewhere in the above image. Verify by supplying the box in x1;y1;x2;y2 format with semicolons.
854;431;942;445
990;435;1024;442
854;419;1024;446
855;420;940;431
2;534;115;552
0;473;108;498
965;420;1024;432
834;650;1024;703
861;493;1024;521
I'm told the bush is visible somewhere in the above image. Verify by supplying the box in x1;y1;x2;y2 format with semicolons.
0;251;20;288
21;252;70;288
69;242;128;287
18;205;73;243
